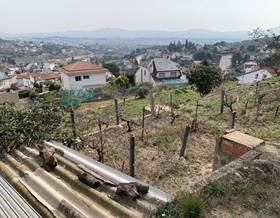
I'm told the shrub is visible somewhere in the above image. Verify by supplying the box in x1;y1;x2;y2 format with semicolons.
177;194;204;218
49;83;61;92
29;90;38;99
136;84;150;98
113;75;130;90
153;202;179;218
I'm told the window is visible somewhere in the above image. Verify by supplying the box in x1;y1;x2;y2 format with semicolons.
75;76;81;81
158;72;165;78
170;72;177;77
262;74;267;79
144;70;146;76
255;73;259;79
83;75;90;79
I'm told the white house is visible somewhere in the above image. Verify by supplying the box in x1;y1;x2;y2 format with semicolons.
135;58;187;86
237;68;272;84
59;61;109;90
42;63;56;72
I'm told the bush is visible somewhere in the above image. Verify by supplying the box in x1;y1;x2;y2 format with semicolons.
29;90;38;99
49;83;61;92
177;194;204;218
113;75;130;90
153;202;179;218
136;84;150;98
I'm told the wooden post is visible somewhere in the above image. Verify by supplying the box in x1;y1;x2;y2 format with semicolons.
170;94;174;117
195;100;199;122
220;89;225;114
149;90;155;116
191;101;199;131
114;99;120;125
254;82;259;106
275;105;280;118
129;135;135;177
179;126;190;158
123;98;126;110
230;111;236;129
141;107;145;141
69;107;77;139
98;118;104;163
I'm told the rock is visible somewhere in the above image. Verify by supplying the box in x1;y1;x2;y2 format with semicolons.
251;159;280;175
231;171;245;184
251;166;266;179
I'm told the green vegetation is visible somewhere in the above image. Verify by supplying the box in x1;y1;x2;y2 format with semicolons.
187;61;223;96
102;62;120;77
0;98;62;152
153;194;204;218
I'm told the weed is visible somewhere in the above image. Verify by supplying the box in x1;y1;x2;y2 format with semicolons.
177;194;204;218
153;202;179;218
202;182;228;199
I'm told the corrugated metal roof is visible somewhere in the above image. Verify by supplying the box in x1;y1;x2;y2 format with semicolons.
0;142;171;218
0;174;41;218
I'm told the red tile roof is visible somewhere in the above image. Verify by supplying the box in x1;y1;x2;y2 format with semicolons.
59;61;109;76
17;72;60;81
32;72;60;81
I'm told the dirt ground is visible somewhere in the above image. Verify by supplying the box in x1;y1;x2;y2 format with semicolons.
82;113;215;195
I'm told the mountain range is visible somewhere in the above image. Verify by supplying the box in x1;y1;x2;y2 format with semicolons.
1;27;279;43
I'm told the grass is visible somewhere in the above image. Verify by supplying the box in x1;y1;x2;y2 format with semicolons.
177;194;204;218
76;76;280;142
153;195;204;218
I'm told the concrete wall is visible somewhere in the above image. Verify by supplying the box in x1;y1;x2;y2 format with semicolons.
0;92;19;105
61;72;106;89
134;66;154;85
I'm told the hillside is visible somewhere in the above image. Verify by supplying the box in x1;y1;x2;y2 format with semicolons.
65;76;280;200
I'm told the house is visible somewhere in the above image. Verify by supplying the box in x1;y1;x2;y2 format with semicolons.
17;73;34;88
42;63;56;72
135;58;187;86
59;61;109;90
0;75;17;91
237;68;272;84
17;72;60;88
243;61;259;73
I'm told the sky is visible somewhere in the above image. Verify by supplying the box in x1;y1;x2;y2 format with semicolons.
1;0;280;33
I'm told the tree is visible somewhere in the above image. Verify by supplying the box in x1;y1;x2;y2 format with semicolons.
102;62;120;77
193;51;213;61
0;98;62;152
251;28;280;74
113;75;130;90
247;45;257;52
231;52;243;66
188;62;223;96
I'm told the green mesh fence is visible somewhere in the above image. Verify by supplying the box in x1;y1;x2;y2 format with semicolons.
59;89;94;108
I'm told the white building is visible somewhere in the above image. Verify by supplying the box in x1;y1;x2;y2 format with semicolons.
237;68;272;84
59;61;109;90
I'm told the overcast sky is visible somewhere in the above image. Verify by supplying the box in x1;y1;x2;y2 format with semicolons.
1;0;280;33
